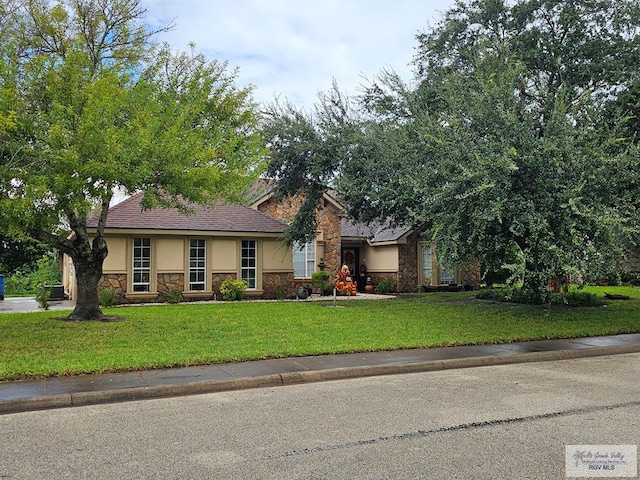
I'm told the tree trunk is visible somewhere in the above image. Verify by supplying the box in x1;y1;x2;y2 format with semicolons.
522;259;548;304
68;240;108;321
69;262;105;320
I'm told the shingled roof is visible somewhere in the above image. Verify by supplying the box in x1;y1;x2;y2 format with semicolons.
341;218;411;243
87;192;288;234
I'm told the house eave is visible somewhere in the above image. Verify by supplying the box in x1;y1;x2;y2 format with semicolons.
86;227;286;238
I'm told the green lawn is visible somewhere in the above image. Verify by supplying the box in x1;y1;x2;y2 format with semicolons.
1;287;639;381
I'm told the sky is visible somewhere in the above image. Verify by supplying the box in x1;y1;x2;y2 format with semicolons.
144;0;456;111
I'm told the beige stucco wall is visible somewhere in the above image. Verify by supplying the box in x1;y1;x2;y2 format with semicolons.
262;239;293;271
65;232;296;303
364;245;399;272
211;238;238;272
156;238;185;272
102;236;127;272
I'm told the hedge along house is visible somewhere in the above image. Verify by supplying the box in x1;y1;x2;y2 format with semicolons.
62;192;294;304
251;187;481;293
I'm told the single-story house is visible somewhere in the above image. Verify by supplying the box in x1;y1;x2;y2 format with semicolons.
62;188;480;303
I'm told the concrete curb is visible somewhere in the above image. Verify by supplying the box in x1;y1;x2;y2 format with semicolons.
2;344;640;415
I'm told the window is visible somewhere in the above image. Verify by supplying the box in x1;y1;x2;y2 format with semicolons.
421;243;432;285
189;239;206;291
293;240;315;278
241;240;257;289
439;266;455;285
133;237;151;292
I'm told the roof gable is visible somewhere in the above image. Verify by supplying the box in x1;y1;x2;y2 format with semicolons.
250;180;345;213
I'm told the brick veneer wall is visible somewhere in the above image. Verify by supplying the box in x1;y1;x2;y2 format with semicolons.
157;273;185;302
316;200;342;275
460;259;481;287
397;232;420;292
263;272;296;299
98;274;127;304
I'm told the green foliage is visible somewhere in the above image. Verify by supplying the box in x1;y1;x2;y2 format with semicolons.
98;288;116;308
4;256;60;296
164;289;182;304
262;88;355;245
311;270;333;295
35;285;51;310
558;291;605;307
374;277;397;294
219;279;248;301
0;0;265;320
476;287;605;307
33;255;61;309
0;235;52;275
264;0;640;304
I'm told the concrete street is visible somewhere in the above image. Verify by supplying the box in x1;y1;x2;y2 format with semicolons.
1;353;639;479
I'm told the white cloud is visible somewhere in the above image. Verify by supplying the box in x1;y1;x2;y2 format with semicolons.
144;0;454;109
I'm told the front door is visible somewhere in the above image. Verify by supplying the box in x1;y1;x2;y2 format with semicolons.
341;247;361;288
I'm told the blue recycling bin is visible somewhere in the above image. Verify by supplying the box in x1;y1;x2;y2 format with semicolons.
0;274;4;300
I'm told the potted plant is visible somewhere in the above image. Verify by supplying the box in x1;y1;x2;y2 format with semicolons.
365;277;374;293
311;270;333;296
297;286;309;299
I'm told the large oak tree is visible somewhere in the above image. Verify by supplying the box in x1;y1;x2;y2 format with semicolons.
264;0;640;300
0;0;265;319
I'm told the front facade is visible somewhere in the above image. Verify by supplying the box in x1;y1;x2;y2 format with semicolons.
63;188;481;304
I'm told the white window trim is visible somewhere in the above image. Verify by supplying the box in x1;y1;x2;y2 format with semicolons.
241;239;257;290
188;238;207;292
420;242;433;286
132;237;152;292
293;240;316;278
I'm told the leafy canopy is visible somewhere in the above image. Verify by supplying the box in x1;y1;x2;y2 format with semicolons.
0;0;265;319
263;0;640;298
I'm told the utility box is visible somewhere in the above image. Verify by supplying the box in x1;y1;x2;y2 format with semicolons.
46;284;65;301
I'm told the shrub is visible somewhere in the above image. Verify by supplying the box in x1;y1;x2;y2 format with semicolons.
476;287;549;304
477;287;605;307
35;284;51;310
375;276;397;294
98;287;116;307
219;279;248;301
165;289;182;304
311;271;333;295
475;288;507;301
4;255;60;296
552;291;605;307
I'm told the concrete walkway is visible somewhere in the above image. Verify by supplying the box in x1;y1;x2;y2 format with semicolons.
2;332;640;415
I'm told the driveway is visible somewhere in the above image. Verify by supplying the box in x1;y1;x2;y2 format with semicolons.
0;297;75;314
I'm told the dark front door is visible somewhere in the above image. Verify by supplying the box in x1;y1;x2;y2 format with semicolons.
342;247;363;290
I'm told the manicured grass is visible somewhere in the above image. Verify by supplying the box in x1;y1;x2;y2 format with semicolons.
1;288;639;380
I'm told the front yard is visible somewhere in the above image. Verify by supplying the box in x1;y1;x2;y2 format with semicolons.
1;286;639;381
